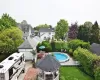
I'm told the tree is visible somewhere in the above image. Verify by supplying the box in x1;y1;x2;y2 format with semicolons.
55;19;68;40
34;24;51;31
90;21;100;43
77;25;90;42
84;21;92;28
0;13;17;30
77;21;93;42
0;27;23;55
68;22;78;39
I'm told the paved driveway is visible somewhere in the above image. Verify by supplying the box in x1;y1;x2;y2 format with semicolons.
18;61;33;80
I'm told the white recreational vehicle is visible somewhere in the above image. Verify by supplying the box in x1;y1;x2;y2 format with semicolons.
0;52;25;80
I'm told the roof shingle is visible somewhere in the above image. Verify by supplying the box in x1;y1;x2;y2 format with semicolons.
36;55;60;72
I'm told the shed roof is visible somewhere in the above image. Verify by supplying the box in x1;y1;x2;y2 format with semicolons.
90;43;100;55
18;39;33;49
36;55;60;72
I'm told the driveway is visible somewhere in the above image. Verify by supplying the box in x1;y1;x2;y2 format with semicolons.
18;61;33;80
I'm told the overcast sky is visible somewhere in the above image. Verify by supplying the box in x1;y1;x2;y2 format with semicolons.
0;0;100;27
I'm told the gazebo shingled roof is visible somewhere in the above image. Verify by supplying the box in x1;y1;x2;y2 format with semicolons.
36;55;60;72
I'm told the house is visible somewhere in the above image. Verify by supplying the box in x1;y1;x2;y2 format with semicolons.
18;36;42;61
90;43;100;55
38;27;55;40
17;20;34;40
36;55;61;80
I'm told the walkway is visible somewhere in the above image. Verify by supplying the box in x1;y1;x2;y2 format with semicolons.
24;68;39;80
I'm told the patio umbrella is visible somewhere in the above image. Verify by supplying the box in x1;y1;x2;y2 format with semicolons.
39;46;45;49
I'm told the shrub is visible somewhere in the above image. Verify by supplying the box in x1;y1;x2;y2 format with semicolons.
68;39;90;51
51;41;55;51
36;41;52;52
73;47;97;76
69;49;73;56
54;41;68;52
94;67;100;80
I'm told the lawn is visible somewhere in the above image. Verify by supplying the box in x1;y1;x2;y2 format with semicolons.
60;66;94;80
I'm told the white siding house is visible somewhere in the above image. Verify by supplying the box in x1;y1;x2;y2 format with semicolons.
39;27;55;40
18;36;42;61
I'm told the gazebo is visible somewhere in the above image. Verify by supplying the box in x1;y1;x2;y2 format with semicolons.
36;55;61;80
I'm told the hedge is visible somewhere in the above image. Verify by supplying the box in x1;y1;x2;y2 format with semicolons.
67;39;90;55
94;67;100;80
68;39;90;51
73;47;100;80
52;41;68;52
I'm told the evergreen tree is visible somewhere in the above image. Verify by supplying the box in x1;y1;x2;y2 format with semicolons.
90;21;100;43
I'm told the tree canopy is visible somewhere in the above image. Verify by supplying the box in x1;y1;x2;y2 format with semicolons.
0;27;23;55
90;21;100;43
0;13;17;31
68;22;78;39
34;24;52;31
55;19;68;40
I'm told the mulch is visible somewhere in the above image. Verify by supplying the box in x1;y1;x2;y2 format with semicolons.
24;68;40;80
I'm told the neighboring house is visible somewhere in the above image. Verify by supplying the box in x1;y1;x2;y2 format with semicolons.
38;27;55;40
18;36;42;60
17;20;34;40
90;43;100;55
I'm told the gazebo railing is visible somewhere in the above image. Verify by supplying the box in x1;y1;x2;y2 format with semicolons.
38;73;59;80
54;73;59;80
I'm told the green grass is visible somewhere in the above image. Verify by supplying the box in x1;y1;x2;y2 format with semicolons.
60;66;94;80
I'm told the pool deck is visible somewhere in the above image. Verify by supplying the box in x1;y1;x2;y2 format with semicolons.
37;52;80;66
60;55;80;66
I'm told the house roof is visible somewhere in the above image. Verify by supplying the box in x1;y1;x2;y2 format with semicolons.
18;36;42;50
39;27;55;32
18;39;33;49
90;43;100;55
36;55;60;72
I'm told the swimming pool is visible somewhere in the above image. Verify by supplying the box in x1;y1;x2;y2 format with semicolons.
53;52;69;62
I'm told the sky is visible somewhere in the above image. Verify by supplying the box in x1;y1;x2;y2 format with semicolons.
0;0;100;27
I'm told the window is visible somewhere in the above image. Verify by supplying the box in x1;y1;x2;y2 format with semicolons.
9;68;13;79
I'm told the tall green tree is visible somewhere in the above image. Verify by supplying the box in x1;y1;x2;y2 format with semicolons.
90;21;100;43
77;21;93;42
77;25;90;42
84;21;92;28
55;19;68;40
0;13;17;30
0;27;23;55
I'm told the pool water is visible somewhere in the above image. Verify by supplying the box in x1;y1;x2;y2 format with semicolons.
53;52;69;62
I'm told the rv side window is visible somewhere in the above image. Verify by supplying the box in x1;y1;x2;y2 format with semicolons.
18;57;23;65
20;57;23;62
9;68;13;79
